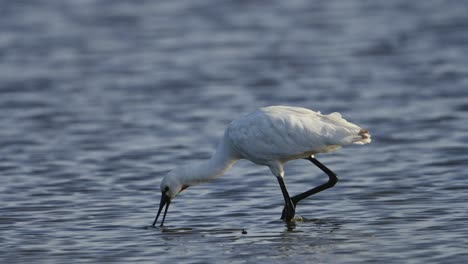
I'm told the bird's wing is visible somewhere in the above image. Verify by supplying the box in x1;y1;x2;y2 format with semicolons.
227;106;367;162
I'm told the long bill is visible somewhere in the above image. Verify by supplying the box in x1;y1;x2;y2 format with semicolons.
152;192;171;227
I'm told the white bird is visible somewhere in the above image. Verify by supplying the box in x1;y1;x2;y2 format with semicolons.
153;106;371;226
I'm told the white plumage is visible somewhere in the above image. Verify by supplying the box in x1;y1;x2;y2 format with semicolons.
228;106;370;172
153;106;371;226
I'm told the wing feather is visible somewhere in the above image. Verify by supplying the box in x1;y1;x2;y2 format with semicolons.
227;106;368;163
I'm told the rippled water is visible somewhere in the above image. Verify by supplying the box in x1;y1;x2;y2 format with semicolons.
1;0;468;263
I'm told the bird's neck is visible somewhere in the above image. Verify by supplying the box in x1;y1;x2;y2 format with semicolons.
179;135;239;187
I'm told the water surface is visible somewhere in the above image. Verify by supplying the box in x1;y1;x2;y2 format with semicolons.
1;0;467;263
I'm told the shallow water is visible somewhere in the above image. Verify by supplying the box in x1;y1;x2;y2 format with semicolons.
1;0;468;263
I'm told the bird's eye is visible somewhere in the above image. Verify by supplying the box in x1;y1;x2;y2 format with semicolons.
164;186;169;192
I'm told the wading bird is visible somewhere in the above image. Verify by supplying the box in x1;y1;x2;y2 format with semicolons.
153;106;371;226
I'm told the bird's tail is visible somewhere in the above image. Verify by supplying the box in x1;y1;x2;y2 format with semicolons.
322;112;371;145
352;128;371;144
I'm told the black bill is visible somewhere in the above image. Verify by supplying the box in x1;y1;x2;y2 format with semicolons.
152;192;171;227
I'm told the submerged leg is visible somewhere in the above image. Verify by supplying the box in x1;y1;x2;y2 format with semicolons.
276;176;296;222
281;156;338;219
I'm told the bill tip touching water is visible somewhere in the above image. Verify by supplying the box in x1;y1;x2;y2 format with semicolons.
153;106;371;227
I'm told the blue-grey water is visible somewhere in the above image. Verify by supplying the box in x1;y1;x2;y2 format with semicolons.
1;1;467;263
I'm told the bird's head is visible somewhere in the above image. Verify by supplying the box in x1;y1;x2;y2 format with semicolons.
152;170;190;227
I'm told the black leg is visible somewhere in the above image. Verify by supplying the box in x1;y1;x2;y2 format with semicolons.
276;176;295;222
293;156;338;205
281;156;338;219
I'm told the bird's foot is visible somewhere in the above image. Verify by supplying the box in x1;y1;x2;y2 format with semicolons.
281;199;296;222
